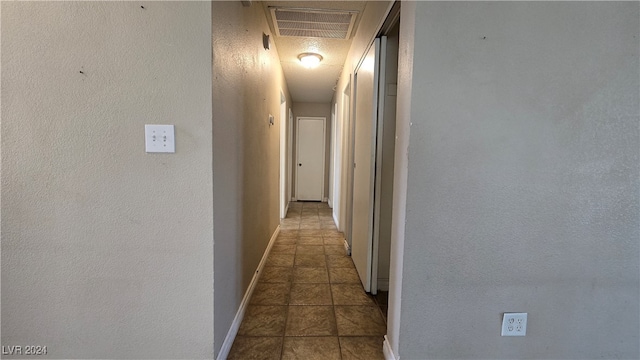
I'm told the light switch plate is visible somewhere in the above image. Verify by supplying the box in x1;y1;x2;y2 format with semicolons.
145;124;175;153
501;313;527;336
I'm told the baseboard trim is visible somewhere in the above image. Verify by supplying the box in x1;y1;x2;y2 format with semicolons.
333;212;340;231
323;197;329;203
343;238;351;256
383;335;398;360
216;225;281;360
327;198;333;208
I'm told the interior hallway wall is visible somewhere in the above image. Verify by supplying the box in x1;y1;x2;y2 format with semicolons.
391;2;639;358
212;2;292;357
2;2;214;358
292;102;332;200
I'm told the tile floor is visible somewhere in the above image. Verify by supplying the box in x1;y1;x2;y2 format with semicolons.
228;202;387;360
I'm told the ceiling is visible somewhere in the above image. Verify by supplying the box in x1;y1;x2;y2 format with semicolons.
262;1;367;103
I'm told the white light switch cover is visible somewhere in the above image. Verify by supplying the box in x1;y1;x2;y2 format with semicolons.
145;124;175;153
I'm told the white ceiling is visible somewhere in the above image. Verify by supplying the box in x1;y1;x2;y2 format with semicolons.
262;1;367;103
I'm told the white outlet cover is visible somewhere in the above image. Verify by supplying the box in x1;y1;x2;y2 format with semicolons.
501;313;527;336
145;124;175;153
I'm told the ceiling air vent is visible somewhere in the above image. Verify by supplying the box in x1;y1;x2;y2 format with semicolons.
270;7;358;40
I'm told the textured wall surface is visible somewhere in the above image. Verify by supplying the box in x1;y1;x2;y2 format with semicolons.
292;102;332;199
1;2;213;359
395;2;639;359
212;2;291;357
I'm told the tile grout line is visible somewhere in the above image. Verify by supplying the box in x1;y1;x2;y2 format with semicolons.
279;215;302;359
324;232;345;360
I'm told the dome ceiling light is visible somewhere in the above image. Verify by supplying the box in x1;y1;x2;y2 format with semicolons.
298;53;323;68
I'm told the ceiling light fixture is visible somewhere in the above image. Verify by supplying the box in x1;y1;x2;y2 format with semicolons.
298;53;323;68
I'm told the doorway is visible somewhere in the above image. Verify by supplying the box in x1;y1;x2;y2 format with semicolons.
280;90;287;219
287;109;294;202
340;80;352;236
348;10;400;295
350;38;381;293
295;117;326;201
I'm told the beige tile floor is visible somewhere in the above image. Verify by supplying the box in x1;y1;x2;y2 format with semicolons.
228;202;387;360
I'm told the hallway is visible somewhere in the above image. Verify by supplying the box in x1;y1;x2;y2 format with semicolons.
228;202;386;360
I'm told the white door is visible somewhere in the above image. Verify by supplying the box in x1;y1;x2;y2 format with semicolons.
296;117;325;201
350;38;384;293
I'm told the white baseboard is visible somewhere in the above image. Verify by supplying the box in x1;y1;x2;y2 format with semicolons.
383;335;398;360
327;198;333;208
333;212;340;231
291;197;297;202
216;225;281;360
377;278;389;292
323;197;329;202
343;238;351;256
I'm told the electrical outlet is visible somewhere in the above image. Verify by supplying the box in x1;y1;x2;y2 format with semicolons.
145;124;175;153
501;313;527;336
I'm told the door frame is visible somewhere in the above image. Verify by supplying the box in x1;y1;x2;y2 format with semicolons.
287;108;294;201
331;102;342;226
340;79;352;236
328;105;336;208
279;90;287;219
370;36;388;295
295;116;326;201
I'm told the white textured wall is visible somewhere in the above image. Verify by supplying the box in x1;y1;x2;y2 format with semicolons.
393;2;639;359
2;2;213;359
212;1;292;357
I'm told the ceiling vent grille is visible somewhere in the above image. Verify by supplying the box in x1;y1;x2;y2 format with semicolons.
270;7;358;40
